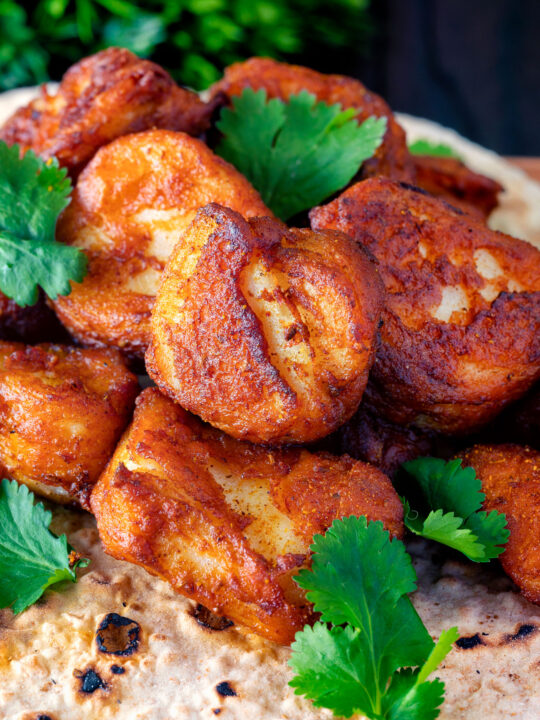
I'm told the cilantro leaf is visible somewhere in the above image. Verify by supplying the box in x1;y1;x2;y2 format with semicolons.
289;623;373;717
0;478;89;613
402;457;510;562
289;516;457;719
216;88;387;221
0;141;87;306
408;139;461;160
295;517;433;673
382;669;444;720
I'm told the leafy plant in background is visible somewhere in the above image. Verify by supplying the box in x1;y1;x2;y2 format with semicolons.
0;0;371;91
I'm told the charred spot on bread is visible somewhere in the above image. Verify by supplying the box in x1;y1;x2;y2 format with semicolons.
505;624;537;643
215;681;237;697
95;613;141;656
455;634;484;650
74;668;108;694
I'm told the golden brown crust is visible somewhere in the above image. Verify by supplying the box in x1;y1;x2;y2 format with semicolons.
90;388;402;644
147;203;384;444
209;56;414;182
52;130;270;357
459;444;540;604
0;341;138;507
413;155;502;219
0;47;212;178
310;177;540;434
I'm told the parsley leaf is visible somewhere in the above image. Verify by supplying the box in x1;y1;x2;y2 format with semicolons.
289;516;458;719
0;478;89;614
215;88;387;221
408;139;461;160
402;457;509;562
0;141;87;306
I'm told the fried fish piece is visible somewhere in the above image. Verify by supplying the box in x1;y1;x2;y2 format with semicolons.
209;56;414;181
147;203;384;444
52;130;270;357
0;342;138;507
310;178;540;434
91;387;403;644
412;155;502;219
0;47;212;178
459;444;540;604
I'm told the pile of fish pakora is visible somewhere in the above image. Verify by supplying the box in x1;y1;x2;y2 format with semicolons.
0;46;539;650
147;203;384;444
91;387;402;644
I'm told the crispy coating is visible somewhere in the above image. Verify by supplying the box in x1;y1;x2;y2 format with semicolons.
52;130;270;357
90;387;402;644
147;203;384;444
459;444;540;604
413;155;502;219
209;57;414;181
0;47;212;178
310;178;540;434
0;342;138;507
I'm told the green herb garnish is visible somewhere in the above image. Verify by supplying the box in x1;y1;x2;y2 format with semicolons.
0;479;89;614
0;141;87;307
408;139;461;160
216;88;386;221
289;516;458;719
402;457;509;562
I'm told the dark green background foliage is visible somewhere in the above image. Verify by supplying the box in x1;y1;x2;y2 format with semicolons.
0;0;370;91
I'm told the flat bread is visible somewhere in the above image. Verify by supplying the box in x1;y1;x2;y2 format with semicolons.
1;89;540;720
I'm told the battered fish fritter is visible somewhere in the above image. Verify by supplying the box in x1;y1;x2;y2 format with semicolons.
310;178;540;434
459;444;540;604
0;342;138;507
147;203;384;444
0;47;212;178
91;388;403;644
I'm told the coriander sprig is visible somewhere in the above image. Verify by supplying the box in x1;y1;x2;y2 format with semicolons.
0;141;87;307
0;478;89;613
216;88;387;221
402;457;509;562
289;516;458;719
